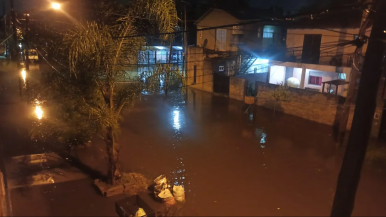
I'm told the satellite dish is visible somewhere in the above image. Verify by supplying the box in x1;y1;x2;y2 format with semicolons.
203;39;208;48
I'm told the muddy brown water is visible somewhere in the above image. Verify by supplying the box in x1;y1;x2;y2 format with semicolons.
75;88;386;216
2;62;386;216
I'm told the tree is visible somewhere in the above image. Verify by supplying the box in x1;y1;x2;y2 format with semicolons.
30;0;179;185
271;82;291;114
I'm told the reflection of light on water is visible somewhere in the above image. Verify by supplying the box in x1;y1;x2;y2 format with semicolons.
21;69;26;84
260;133;266;144
171;158;187;189
173;110;180;130
255;128;267;148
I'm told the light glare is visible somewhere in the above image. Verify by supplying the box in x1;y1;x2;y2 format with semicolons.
21;69;26;83
52;3;61;10
35;105;43;120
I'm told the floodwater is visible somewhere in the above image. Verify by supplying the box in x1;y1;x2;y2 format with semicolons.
75;88;386;216
2;61;386;216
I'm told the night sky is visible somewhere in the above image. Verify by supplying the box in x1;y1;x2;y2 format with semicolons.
0;0;331;16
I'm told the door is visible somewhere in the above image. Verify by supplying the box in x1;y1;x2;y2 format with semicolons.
216;29;227;51
213;73;230;94
301;34;322;64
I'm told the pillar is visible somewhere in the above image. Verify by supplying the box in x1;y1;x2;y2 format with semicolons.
300;65;307;89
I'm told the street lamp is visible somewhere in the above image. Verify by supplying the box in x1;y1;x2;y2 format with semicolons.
34;100;43;120
52;2;61;10
21;68;26;84
35;105;43;120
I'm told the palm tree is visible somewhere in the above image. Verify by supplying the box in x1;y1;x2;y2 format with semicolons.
31;0;179;185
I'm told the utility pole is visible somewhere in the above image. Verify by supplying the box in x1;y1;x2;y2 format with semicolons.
2;0;7;58
24;12;29;102
9;0;22;99
183;1;188;79
337;3;372;145
331;0;386;216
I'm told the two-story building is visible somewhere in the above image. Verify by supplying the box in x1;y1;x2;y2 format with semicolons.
187;7;285;94
268;10;369;96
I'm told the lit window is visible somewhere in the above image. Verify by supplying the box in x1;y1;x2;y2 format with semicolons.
339;73;346;80
219;66;224;71
309;76;322;86
263;26;274;38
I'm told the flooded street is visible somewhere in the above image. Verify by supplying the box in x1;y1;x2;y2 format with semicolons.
2;62;386;216
77;88;386;216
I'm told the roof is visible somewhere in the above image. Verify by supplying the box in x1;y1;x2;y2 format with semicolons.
322;79;349;86
195;7;277;25
287;10;362;29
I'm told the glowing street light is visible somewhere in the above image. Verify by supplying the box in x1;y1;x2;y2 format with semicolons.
52;2;61;10
21;68;26;84
35;105;43;120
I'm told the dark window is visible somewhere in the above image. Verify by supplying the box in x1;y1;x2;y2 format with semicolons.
301;34;322;64
309;76;322;86
194;65;197;84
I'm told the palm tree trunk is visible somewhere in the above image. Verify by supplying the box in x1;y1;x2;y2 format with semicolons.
106;126;120;185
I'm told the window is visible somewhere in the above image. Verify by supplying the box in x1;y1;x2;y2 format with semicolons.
339;73;346;80
219;66;225;71
263;26;274;38
199;30;202;39
309;76;322;86
301;34;322;64
216;29;227;51
194;65;197;84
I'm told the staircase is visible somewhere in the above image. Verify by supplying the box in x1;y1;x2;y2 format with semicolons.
238;55;257;75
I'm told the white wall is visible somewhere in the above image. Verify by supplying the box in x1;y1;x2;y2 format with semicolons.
286;28;371;66
196;9;239;51
246;58;269;74
269;66;286;85
293;67;303;81
304;69;340;93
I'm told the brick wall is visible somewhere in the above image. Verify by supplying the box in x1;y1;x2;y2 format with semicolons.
229;77;246;101
187;47;213;92
255;82;355;128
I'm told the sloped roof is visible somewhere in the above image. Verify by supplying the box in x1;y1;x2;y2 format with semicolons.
288;10;362;29
195;7;277;25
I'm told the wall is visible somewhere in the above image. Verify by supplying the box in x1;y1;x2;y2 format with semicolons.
286;28;371;66
187;47;213;92
229;77;246;101
255;81;353;128
293;68;303;81
269;65;286;85
196;9;239;51
270;61;352;96
236;73;268;83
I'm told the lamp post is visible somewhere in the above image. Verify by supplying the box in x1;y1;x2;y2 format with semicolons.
34;100;43;120
52;3;61;10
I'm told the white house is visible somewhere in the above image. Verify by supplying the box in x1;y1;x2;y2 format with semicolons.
267;10;370;96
